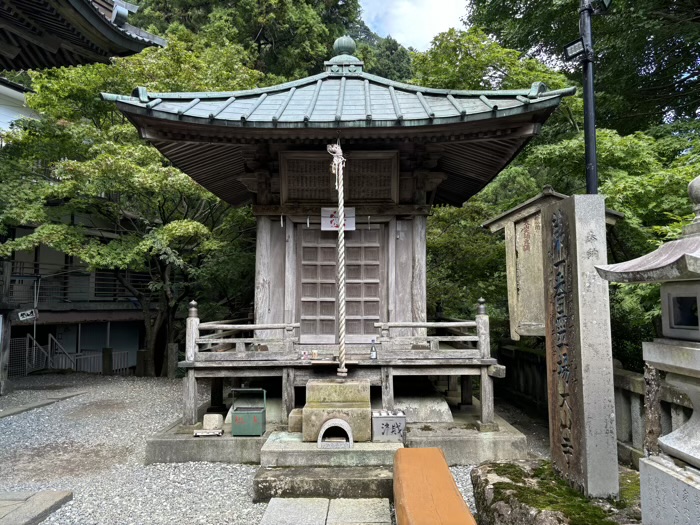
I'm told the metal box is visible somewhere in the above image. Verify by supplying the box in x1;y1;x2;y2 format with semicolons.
231;388;266;436
372;409;406;442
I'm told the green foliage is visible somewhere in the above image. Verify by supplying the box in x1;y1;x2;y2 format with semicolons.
0;22;259;376
411;27;582;142
427;203;508;330
132;0;361;78
467;0;700;133
413;28;569;92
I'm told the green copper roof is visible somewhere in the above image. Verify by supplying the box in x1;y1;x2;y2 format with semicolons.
100;36;576;206
102;72;574;130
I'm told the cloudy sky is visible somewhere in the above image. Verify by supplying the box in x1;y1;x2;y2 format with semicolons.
359;0;466;51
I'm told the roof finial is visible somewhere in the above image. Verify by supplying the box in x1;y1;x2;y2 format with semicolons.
333;35;356;57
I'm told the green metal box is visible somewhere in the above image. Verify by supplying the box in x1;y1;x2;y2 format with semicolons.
231;388;266;437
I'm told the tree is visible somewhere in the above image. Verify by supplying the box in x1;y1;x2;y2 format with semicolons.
467;0;700;133
132;1;362;79
0;23;260;375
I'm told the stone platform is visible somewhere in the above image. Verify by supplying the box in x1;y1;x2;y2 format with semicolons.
261;431;402;467
145;397;528;466
404;404;528;465
253;466;393;502
145;418;284;465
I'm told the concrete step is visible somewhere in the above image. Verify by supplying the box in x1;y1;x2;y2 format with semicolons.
260;431;402;467
253;466;393;502
259;498;391;525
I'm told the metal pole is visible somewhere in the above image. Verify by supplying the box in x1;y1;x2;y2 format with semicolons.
580;0;598;194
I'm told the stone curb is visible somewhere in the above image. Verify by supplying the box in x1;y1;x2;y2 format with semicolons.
0;491;73;525
0;392;85;419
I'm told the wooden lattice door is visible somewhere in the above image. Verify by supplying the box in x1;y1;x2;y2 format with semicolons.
298;224;385;344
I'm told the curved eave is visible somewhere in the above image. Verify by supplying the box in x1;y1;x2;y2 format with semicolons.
65;0;165;53
596;236;700;283
113;95;564;132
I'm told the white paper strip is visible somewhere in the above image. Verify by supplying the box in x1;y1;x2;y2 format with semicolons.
321;207;355;231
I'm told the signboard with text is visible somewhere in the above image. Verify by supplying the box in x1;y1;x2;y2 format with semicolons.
321;207;356;231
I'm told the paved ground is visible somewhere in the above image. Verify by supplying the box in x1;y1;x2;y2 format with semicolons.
0;374;551;524
260;498;391;525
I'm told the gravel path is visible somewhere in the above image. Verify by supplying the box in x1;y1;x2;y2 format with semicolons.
0;374;266;525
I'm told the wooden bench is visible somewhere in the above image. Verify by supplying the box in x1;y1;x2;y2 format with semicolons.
393;448;477;525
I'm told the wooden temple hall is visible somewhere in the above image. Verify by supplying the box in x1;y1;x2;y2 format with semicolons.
103;36;574;428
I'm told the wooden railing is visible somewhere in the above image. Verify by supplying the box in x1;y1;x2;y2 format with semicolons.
186;302;299;358
374;299;490;357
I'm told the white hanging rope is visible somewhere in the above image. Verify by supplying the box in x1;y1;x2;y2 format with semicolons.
327;141;347;377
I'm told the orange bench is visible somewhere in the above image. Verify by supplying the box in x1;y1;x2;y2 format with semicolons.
393;448;477;525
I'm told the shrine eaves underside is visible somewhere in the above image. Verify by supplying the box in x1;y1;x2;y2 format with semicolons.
103;50;575;206
0;0;164;70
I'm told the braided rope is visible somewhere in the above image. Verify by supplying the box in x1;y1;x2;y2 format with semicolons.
328;142;347;377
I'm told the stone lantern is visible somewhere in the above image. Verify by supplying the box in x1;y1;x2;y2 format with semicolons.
597;176;700;525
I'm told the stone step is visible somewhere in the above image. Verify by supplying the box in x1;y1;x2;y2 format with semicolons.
253;466;393;502
259;498;391;525
260;431;402;467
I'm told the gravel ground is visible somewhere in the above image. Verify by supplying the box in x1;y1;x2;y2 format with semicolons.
0;375;543;524
0;373;266;525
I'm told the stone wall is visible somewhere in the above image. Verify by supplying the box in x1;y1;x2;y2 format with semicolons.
495;345;693;468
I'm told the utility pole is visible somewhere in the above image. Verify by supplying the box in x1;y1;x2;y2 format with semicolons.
580;0;598;195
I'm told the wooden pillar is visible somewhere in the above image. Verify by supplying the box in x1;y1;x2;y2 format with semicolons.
411;216;427;337
0;313;11;396
183;370;197;425
255;217;273;340
476;298;497;431
478;367;496;431
0;262;11;395
183;301;199;425
282;367;295;418
382;366;394;410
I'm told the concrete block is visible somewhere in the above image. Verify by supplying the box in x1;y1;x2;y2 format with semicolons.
260;431;402;467
202;413;223;430
327;498;391;525
641;456;700;525
144;420;270;464
288;408;302;432
259;498;329;525
393;395;453;423
404;417;527;466
253;467;393;502
306;379;370;404
303;403;371;442
0;491;72;525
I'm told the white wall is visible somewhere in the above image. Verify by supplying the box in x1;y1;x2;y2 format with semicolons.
0;85;37;132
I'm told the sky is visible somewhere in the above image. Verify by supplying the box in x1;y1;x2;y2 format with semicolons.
359;0;466;51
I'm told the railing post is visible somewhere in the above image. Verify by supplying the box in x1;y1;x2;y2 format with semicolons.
183;300;199;425
284;325;294;354
476;298;497;431
185;300;200;361
102;347;113;376
476;298;490;359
